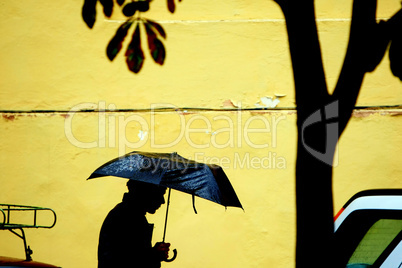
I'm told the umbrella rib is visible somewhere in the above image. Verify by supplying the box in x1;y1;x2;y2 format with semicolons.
192;194;198;214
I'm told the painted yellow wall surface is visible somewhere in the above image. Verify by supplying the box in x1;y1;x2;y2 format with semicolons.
0;0;401;268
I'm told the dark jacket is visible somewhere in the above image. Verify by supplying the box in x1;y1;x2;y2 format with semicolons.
98;194;161;268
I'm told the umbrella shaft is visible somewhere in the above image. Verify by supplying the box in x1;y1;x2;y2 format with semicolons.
162;188;171;242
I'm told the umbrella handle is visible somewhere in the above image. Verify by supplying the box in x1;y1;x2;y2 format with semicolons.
164;248;177;262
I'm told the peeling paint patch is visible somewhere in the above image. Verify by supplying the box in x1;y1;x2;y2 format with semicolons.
250;110;281;116
249;110;295;116
138;130;148;140
352;109;402;118
386;111;402;116
275;93;287;98
175;109;195;115
222;99;240;108
2;114;16;121
352;110;375;118
60;113;70;119
255;96;280;108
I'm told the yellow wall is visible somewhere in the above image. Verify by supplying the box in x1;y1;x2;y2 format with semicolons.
0;1;401;267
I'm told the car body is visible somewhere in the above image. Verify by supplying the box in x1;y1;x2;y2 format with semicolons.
334;189;402;268
0;256;60;268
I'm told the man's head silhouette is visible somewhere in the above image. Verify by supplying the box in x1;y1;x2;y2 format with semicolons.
126;180;167;214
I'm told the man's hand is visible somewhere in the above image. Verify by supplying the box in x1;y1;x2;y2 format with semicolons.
153;242;171;260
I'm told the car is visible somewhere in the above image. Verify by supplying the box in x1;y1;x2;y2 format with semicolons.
334;189;402;268
0;204;61;268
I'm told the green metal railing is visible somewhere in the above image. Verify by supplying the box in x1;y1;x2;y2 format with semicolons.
0;204;57;261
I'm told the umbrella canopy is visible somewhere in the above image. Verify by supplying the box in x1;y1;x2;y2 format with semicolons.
87;151;242;210
88;151;243;262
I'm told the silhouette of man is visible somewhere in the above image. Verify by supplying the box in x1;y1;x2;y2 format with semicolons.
98;180;170;268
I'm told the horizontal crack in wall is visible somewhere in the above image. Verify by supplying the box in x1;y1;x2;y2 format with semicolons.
0;105;401;114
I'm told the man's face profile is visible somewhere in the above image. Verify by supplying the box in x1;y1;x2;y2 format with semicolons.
126;180;167;214
144;187;166;214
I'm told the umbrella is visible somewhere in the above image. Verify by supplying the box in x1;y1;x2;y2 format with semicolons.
87;151;243;261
